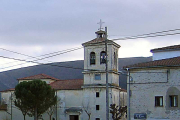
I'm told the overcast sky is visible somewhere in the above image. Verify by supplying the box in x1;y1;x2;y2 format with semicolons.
0;0;180;72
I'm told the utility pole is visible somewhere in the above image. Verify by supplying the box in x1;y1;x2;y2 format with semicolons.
11;92;12;120
105;26;109;120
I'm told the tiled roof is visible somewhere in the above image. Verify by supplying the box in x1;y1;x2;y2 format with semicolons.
0;88;15;92
121;88;127;92
82;38;120;48
50;79;83;90
82;38;106;46
1;79;83;92
124;56;180;69
17;74;60;81
151;44;180;53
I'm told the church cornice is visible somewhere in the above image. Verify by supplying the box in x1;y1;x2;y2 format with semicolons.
82;83;121;90
82;39;120;48
82;70;119;75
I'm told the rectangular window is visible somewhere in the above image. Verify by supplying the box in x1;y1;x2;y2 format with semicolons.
70;115;79;120
96;105;100;110
96;118;100;120
95;74;101;80
155;96;163;107
96;92;99;97
170;95;178;107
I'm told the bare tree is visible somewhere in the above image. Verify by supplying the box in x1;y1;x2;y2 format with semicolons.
46;105;56;120
82;96;91;120
46;98;60;120
82;105;91;120
110;104;127;120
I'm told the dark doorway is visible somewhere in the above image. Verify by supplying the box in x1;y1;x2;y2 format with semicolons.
70;115;79;120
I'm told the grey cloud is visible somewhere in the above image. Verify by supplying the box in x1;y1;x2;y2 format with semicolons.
0;1;179;48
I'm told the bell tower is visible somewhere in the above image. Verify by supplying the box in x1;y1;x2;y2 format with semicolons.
82;25;120;86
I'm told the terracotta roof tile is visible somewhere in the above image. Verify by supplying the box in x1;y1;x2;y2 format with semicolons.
82;38;120;48
50;79;83;90
17;74;60;81
121;88;127;92
124;56;180;69
0;88;15;92
82;38;105;46
151;44;180;53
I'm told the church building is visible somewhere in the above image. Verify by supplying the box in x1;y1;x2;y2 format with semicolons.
0;28;127;120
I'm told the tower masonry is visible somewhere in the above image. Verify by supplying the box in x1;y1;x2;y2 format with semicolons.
82;29;121;86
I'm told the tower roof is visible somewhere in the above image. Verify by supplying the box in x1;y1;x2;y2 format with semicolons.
82;30;120;48
82;37;120;48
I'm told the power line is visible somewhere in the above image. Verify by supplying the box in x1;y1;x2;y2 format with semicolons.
110;29;180;41
36;47;83;61
0;47;83;69
1;28;180;71
109;28;180;38
112;32;180;41
0;46;82;64
0;55;84;70
0;48;37;59
0;55;103;71
37;47;82;57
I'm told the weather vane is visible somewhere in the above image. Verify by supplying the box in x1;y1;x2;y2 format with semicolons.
97;19;105;31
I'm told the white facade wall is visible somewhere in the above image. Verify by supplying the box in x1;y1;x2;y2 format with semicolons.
128;68;180;120
152;50;180;60
83;72;119;85
0;87;126;120
56;89;84;120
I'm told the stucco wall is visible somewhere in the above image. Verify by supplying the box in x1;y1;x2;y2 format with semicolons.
128;68;180;120
152;50;180;60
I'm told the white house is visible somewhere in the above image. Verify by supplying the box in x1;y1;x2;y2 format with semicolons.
0;29;127;120
124;44;180;120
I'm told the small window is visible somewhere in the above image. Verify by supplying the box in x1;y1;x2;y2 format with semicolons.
95;74;101;80
100;51;106;64
170;95;178;107
96;118;100;120
90;52;96;65
70;115;79;120
155;96;163;107
96;92;99;97
96;105;100;110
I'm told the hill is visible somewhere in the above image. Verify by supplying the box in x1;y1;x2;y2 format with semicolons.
0;57;152;91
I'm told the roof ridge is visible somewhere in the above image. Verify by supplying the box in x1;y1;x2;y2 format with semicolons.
17;73;60;81
124;56;180;69
151;44;180;52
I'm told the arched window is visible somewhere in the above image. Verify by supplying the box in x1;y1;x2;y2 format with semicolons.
100;51;106;64
114;52;117;66
90;52;96;65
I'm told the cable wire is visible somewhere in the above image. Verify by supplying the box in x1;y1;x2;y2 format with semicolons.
111;31;180;41
0;47;83;70
0;55;84;70
1;28;180;71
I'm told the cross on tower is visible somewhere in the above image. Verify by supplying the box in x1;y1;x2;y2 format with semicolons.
97;19;105;31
